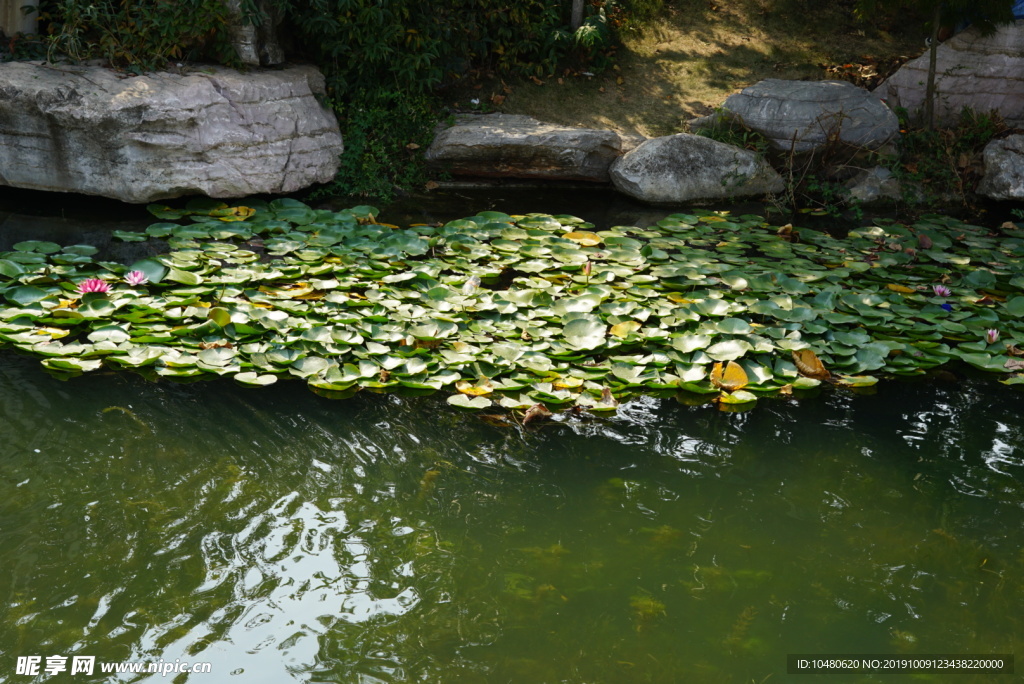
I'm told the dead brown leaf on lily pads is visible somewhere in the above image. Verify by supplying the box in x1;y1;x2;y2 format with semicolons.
792;349;831;381
522;403;553;426
710;361;748;391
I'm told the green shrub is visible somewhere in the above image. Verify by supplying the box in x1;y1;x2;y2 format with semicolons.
42;0;241;70
889;106;1005;204
310;90;439;201
278;0;616;95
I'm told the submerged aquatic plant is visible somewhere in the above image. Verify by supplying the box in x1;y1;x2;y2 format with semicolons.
76;278;111;294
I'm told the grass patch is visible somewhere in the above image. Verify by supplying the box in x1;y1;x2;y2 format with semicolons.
481;0;927;136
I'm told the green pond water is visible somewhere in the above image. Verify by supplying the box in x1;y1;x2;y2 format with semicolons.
2;356;1023;683
1;189;1023;683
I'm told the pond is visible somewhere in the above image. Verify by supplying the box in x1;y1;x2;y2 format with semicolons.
0;188;1022;683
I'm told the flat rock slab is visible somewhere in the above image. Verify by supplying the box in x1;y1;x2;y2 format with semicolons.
426;114;633;183
876;21;1024;128
977;134;1024;200
723;79;899;153
0;62;343;203
610;133;784;204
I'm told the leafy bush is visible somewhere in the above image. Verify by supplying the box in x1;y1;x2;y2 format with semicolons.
889;106;1006;204
310;90;439;200
278;0;616;95
38;0;243;70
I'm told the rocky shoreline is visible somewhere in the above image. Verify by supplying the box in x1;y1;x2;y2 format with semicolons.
0;21;1021;207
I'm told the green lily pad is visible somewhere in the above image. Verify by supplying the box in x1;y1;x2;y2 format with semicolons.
706;339;752;361
447;394;492;409
562;317;606;350
234;372;279;387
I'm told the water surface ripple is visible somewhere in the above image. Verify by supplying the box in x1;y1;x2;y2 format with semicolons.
1;355;1022;683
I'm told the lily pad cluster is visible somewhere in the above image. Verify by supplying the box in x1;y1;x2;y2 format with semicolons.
1;197;1023;410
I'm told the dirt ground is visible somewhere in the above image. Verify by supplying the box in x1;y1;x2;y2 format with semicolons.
452;0;929;137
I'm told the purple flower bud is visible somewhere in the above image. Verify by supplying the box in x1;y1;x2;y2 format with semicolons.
932;284;951;297
986;329;1000;345
77;278;111;294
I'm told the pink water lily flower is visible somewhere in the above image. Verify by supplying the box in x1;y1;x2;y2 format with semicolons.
77;278;111;294
986;329;1000;345
125;270;148;286
932;284;951;297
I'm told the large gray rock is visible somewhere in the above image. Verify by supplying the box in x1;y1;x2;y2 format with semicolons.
722;79;899;153
609;133;784;204
977;134;1024;200
0;62;342;203
876;22;1024;128
426;114;633;183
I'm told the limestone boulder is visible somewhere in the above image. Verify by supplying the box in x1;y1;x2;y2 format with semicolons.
876;22;1024;128
977;134;1024;200
609;133;784;204
0;62;342;203
426;114;633;183
722;79;899;153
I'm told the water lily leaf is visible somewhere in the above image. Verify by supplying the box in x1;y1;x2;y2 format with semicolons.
610;320;641;338
234;371;278;386
147;204;188;220
42;357;103;372
78;299;116;318
852;345;888;372
718;389;757;405
836;375;878;387
710;361;749;391
792;348;830;380
694;298;731;316
207;307;231;327
715;318;752;335
963;269;996;290
14;240;61;254
5;286;51;306
87;325;130;344
1004;296;1024;317
166;268;204;286
562;317;606;350
706;339;751;361
197;347;237;367
0;259;25;279
671;334;711;353
886;283;916;294
455;379;493;396
563;231;602;246
112;230;148;242
447;393;492;409
289;356;331;378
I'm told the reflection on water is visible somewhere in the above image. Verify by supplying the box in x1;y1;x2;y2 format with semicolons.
1;354;1022;683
